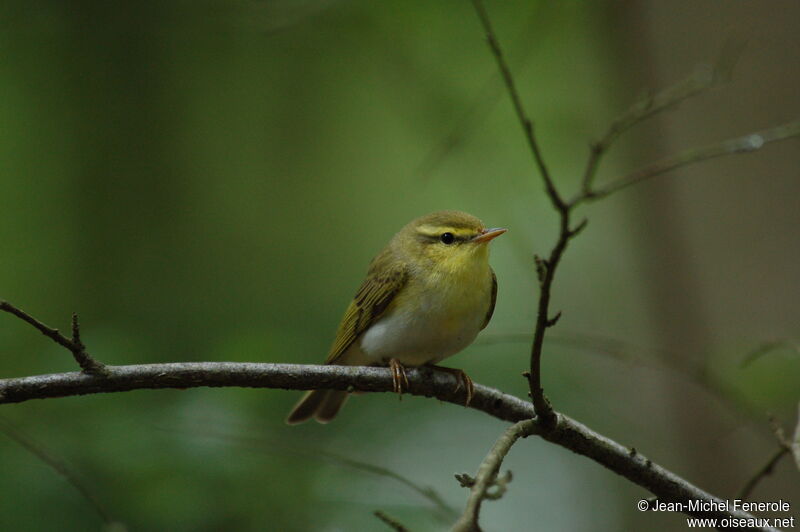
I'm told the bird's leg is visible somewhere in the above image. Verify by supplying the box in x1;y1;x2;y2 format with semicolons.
428;365;474;406
388;358;409;397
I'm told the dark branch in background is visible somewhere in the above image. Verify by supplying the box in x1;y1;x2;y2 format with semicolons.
469;0;561;210
737;448;788;500
168;426;458;523
580;35;745;195
0;301;107;375
580;120;800;202
373;510;409;532
738;404;800;499
0;418;117;527
452;419;535;532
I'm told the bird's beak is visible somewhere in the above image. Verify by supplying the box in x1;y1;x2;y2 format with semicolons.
472;227;507;244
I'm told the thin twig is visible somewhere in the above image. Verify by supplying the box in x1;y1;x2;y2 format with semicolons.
374;510;410;532
738;404;800;498
581;120;800;201
452;419;535;532
0;301;107;375
737;448;789;500
580;65;720;193
470;0;563;210
580;35;745;196
0;364;778;530
471;0;577;429
0;417;116;526
580;49;744;195
0;301;79;353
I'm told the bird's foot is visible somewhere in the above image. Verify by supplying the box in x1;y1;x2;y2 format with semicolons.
429;365;474;406
388;358;409;398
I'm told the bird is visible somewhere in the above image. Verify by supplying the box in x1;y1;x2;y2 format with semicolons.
286;210;506;424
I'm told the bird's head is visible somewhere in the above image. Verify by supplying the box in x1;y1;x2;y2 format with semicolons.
394;210;506;275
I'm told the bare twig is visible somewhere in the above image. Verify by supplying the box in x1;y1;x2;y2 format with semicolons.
471;0;580;428
469;0;562;210
452;419;535;532
737;448;789;500
580;37;745;195
738;404;800;498
581;120;800;201
0;363;778;530
580;66;719;193
0;418;118;526
374;510;410;532
454;471;511;501
0;301;107;375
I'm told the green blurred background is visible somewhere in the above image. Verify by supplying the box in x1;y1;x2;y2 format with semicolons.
1;1;798;530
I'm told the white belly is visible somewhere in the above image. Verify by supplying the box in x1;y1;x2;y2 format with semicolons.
349;274;491;367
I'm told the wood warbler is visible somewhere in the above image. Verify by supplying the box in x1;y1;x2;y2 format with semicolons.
286;210;506;424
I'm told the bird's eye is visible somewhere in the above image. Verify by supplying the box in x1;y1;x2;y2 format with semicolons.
440;232;455;245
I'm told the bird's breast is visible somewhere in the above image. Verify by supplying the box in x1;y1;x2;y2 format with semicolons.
357;266;493;366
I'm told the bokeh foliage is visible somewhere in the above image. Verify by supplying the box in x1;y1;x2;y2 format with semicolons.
1;1;798;530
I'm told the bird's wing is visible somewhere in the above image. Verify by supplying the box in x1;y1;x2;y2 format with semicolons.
481;268;497;330
325;248;408;364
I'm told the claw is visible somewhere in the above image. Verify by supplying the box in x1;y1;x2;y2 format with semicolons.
388;358;409;398
430;366;474;406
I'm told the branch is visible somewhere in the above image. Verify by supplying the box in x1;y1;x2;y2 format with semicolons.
469;0;563;210
452;419;535;532
580;66;718;193
0;363;779;530
582;120;800;201
737;404;800;499
373;510;409;532
0;301;107;375
471;0;579;428
580;35;745;195
737;448;788;500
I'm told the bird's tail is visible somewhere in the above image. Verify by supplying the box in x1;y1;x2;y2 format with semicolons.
285;390;349;425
